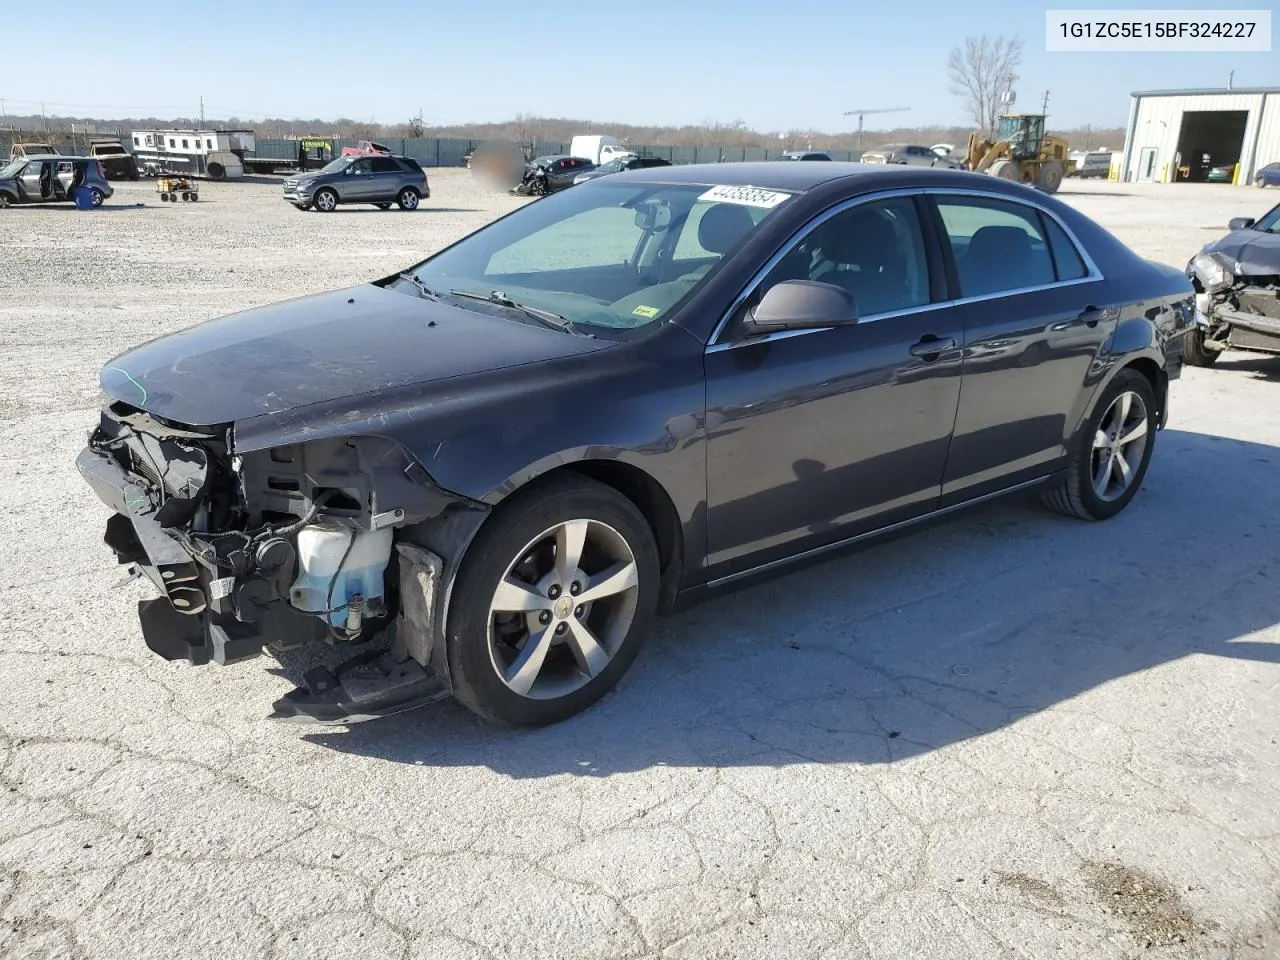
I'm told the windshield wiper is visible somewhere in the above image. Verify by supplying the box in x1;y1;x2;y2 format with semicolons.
448;289;592;336
397;272;442;301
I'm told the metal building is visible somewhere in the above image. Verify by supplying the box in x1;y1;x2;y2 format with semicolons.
1118;86;1280;185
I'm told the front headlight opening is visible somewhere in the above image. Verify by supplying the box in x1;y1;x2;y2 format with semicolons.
1193;254;1230;288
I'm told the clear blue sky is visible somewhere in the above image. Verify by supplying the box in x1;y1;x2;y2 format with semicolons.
2;0;1274;131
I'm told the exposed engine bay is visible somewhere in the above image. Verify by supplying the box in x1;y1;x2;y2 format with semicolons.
1196;275;1280;355
76;401;486;723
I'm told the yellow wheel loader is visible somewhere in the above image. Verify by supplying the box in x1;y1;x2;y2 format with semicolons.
963;114;1076;194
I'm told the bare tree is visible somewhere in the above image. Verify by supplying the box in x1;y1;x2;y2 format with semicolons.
947;34;1024;136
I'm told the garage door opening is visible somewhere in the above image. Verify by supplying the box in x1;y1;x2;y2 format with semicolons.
1174;110;1248;182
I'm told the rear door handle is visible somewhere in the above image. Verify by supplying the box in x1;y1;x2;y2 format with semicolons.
1077;305;1103;327
909;335;957;359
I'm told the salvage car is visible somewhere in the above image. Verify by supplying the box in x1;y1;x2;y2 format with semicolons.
78;162;1193;728
88;139;140;180
0;155;112;207
281;154;429;211
1184;201;1280;365
572;155;671;184
513;155;596;195
862;144;963;169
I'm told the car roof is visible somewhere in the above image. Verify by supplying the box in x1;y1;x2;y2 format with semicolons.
15;154;92;161
602;160;888;191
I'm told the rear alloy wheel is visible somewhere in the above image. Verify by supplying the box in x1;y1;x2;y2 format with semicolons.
0;193;10;209
396;187;419;210
447;476;659;726
1042;368;1156;521
89;188;105;208
313;188;338;212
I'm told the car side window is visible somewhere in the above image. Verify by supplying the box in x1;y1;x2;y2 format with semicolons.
934;196;1057;297
1041;214;1089;281
754;196;932;319
349;159;371;175
371;157;399;173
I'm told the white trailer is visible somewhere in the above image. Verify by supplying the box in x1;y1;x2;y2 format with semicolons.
128;128;252;180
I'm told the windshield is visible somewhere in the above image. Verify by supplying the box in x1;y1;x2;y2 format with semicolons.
1252;202;1280;234
0;159;24;179
316;156;353;175
406;181;791;335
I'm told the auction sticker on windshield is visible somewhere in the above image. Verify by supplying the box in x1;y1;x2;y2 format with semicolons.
698;185;791;208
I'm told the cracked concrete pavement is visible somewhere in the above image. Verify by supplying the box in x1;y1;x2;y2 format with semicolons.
1;172;1279;959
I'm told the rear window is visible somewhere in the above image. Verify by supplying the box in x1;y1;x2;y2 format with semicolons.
399;157;424;172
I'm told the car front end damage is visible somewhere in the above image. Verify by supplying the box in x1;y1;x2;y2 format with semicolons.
1188;251;1280;355
76;400;488;723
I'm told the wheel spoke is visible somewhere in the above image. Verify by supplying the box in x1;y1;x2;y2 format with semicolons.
1118;418;1147;447
505;627;554;696
555;520;589;584
1093;428;1109;450
576;561;639;605
491;576;549;613
1113;392;1132;432
1093;455;1113;497
566;618;611;678
1113;451;1132;489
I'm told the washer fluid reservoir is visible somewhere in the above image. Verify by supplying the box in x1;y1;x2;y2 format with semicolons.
290;523;394;627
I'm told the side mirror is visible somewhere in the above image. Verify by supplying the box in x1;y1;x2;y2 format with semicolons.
1228;216;1255;231
750;280;858;331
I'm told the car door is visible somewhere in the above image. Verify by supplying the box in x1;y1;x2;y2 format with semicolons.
927;192;1112;504
704;193;965;578
18;161;45;201
369;156;401;199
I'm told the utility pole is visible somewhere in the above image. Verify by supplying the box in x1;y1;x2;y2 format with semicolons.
1041;89;1050;115
1228;70;1234;90
200;96;205;128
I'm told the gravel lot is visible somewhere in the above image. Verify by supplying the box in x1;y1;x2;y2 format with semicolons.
2;171;1279;960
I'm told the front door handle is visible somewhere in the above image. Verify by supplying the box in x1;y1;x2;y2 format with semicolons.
909;335;957;359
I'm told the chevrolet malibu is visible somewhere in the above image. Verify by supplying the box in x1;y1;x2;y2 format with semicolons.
78;163;1194;727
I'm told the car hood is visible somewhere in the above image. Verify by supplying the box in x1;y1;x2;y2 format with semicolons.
100;284;608;426
1202;230;1280;276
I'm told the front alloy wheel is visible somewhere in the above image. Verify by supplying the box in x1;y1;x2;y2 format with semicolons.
447;476;659;726
313;188;338;212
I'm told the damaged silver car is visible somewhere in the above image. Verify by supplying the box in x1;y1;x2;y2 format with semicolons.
1185;201;1280;365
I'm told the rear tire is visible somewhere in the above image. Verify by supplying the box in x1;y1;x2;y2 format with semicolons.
446;476;660;727
1041;368;1157;521
1182;328;1220;367
375;202;392;210
89;188;105;207
396;187;419;210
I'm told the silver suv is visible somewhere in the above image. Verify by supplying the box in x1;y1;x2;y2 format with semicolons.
282;154;430;212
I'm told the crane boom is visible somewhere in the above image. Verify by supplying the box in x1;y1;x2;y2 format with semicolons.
841;107;911;149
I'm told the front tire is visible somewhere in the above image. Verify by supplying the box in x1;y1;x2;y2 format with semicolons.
1035;159;1065;194
375;202;392;210
396;187;419;210
1041;368;1157;521
1182;328;1220;367
313;188;338;212
446;476;660;727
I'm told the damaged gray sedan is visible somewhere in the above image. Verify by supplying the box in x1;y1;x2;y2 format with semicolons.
78;161;1193;728
1185;201;1280;365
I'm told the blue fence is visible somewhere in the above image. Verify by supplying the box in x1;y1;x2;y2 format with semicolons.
251;137;862;168
0;131;862;169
